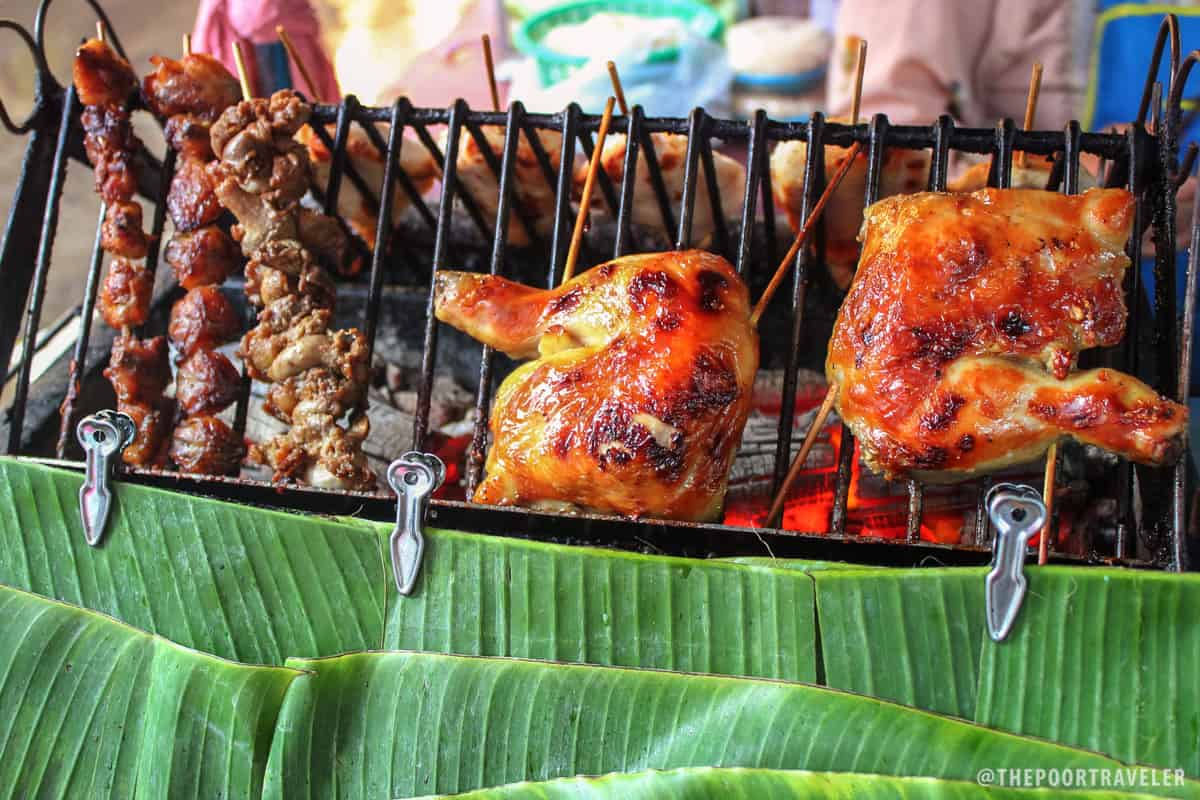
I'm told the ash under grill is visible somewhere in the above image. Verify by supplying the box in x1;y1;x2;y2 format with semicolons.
1;3;1198;569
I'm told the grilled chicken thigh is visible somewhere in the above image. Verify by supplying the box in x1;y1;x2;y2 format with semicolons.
827;187;1187;480
435;250;759;521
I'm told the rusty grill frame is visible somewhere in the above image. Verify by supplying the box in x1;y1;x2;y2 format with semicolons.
2;4;1199;569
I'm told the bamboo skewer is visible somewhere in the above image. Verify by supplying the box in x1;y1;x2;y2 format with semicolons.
481;34;501;112
95;21;105;42
182;33;191;57
749;148;860;327
762;38;868;528
276;25;322;102
1017;63;1043;170
561;96;616;284
232;41;254;100
607;61;630;117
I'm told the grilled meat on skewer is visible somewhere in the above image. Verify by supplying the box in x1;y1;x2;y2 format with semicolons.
142;53;241;123
165;226;240;289
947;155;1097;193
827;187;1187;481
434;249;759;521
175;349;242;416
212;90;374;490
168;285;240;360
167;156;224;232
75;36;171;465
168;415;244;475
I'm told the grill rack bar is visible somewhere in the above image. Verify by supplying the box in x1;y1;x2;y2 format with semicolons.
0;7;1195;569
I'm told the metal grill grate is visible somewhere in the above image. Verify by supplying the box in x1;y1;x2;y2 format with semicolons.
1;5;1197;568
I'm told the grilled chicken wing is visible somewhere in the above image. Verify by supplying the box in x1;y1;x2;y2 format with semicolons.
827;187;1187;480
435;249;759;521
574;132;745;244
771;137;929;289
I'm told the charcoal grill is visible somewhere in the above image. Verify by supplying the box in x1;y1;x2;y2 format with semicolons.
2;1;1198;570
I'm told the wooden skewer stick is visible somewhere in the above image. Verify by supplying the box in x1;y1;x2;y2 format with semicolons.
1017;62;1043;169
607;61;630;117
765;386;839;528
849;39;867;127
276;25;323;102
1039;441;1057;564
481;34;501;112
182;33;191;57
232;41;254;101
762;38;868;528
561;96;616;284
95;21;105;42
749;145;860;327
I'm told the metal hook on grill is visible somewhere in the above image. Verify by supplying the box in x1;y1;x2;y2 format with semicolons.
388;451;445;596
984;483;1046;642
75;410;135;546
0;20;49;134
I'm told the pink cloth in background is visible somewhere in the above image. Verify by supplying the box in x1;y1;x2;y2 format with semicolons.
192;0;341;101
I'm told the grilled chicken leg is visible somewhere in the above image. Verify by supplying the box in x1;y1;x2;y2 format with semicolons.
828;186;1187;480
435;250;759;521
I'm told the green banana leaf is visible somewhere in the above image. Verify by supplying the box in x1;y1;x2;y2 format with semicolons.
0;584;298;799
386;527;815;679
0;458;388;665
265;651;1200;800
0;458;817;682
416;767;1166;799
814;568;986;719
721;557;875;571
975;567;1200;777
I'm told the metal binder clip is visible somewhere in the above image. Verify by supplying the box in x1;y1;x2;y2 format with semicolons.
984;483;1046;642
387;451;445;596
76;410;135;546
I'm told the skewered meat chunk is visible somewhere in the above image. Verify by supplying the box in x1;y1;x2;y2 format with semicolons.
253;411;373;490
119;397;175;467
263;367;364;424
103;334;170;405
168;285;240;359
771;137;929;289
297;208;348;271
244;239;336;308
175;348;241;416
445;125;564;248
827;187;1187;481
142;53;240;123
215;178;299;255
80;104;140;204
575;133;745;244
297;124;440;246
435;249;759;521
165;225;240;289
164;114;216;160
101;201;148;259
168;157;223;232
99;258;153;328
73;38;137;108
169;415;244;474
239;295;331;379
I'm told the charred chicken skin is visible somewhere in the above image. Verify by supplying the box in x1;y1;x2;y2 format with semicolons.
435;250;759;521
827;187;1187;481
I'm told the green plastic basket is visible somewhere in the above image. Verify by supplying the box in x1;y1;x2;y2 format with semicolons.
514;0;725;87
